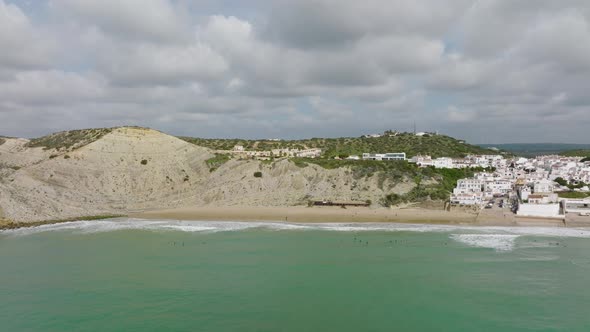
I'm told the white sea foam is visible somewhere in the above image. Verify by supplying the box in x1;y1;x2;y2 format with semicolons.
450;234;520;252
3;218;590;250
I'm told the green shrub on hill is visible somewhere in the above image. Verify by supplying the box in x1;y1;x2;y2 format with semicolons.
27;128;113;150
206;154;231;172
560;150;590;158
555;177;568;186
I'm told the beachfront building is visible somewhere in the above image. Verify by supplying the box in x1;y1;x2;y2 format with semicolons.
450;192;484;205
527;193;559;204
362;153;406;161
563;198;590;214
517;203;562;218
485;179;513;196
451;178;486;205
454;178;485;194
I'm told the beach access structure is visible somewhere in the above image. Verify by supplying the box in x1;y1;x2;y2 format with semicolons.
313;201;370;207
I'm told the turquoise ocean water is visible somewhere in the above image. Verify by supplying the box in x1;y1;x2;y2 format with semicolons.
2;219;590;331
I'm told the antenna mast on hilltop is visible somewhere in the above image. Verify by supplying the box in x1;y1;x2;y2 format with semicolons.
413;121;416;135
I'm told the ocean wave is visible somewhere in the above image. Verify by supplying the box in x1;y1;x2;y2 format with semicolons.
3;218;590;243
450;234;520;252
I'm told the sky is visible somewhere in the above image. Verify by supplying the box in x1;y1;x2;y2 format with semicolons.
1;0;589;143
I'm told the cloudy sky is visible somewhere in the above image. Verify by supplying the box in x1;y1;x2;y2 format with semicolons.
1;0;589;143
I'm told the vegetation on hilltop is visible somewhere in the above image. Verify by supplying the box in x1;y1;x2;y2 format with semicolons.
26;128;114;150
0;137;5;146
179;137;307;152
181;133;499;158
560;150;590;158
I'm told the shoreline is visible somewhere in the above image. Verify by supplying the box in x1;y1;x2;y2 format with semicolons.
131;206;576;228
133;206;478;225
2;206;588;230
0;215;125;231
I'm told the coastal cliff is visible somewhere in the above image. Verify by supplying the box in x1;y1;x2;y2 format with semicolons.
0;127;427;224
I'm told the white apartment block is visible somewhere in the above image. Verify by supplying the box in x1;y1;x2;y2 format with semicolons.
433;157;453;169
453;178;485;195
451;192;484;205
362;153;406;161
295;149;322;158
485;180;513;196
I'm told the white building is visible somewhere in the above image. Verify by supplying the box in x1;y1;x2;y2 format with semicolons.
519;186;531;201
433;157;453;169
410;155;434;167
533;179;555;194
517;203;562;218
563;198;590;214
485;180;513;196
527;193;559;204
295;149;322;158
453;179;485;195
409;155;432;164
362;153;406;161
450;192;484;205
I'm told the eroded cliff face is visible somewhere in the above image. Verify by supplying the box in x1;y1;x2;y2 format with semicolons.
0;127;416;223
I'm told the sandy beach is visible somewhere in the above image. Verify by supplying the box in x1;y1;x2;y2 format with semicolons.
131;205;590;227
133;206;471;224
131;206;501;225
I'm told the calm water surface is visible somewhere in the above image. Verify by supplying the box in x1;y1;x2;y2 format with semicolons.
1;219;590;331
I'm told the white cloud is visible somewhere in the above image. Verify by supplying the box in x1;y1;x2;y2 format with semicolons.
51;0;189;43
1;0;590;143
0;0;55;69
99;43;229;86
0;70;106;105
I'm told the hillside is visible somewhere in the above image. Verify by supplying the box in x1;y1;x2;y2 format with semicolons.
0;127;487;225
0;127;213;222
181;132;500;158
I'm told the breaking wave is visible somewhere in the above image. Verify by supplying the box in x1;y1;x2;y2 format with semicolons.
450;234;520;252
3;218;590;253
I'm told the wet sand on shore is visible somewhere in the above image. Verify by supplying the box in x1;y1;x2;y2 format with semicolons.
132;206;517;226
